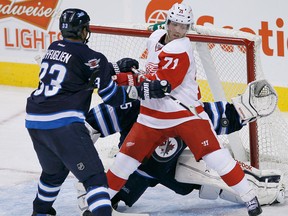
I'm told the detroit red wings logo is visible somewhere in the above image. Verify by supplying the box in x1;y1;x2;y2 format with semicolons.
145;62;158;74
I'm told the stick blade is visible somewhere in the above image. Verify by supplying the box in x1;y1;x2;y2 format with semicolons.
112;209;150;216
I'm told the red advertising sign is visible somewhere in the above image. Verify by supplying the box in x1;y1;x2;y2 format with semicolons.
0;0;61;30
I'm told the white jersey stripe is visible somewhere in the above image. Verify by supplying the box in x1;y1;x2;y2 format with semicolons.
109;106;121;132
37;193;57;202
26;110;85;122
94;106;109;136
38;181;61;192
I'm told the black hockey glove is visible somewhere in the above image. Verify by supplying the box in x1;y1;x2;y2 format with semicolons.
109;58;139;75
139;80;171;100
117;58;139;72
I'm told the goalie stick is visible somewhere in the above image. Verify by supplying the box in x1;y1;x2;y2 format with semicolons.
112;209;149;216
131;68;202;118
87;66;100;89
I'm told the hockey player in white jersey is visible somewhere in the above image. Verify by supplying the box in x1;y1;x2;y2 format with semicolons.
105;3;263;216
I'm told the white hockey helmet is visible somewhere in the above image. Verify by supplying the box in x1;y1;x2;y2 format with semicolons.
166;3;194;25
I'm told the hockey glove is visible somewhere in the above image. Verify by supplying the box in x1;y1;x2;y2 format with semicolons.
113;72;137;86
117;58;139;72
109;58;139;74
112;72;147;87
139;80;171;100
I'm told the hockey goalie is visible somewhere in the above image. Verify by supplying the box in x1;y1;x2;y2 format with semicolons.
77;69;285;216
106;79;285;209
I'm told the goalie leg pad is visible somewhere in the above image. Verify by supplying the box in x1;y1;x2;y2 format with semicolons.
199;185;221;200
176;149;232;186
175;149;237;199
176;150;286;205
245;169;286;205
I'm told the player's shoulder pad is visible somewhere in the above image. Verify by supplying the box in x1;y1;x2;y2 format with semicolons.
148;30;192;54
149;29;166;40
164;36;191;54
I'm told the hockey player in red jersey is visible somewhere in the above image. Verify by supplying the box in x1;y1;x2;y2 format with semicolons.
106;3;262;216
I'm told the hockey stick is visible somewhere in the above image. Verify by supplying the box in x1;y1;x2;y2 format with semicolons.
131;68;202;118
112;209;149;216
34;55;42;65
163;92;202;118
87;66;100;89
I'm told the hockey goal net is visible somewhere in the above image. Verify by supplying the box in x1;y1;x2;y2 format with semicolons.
88;24;288;185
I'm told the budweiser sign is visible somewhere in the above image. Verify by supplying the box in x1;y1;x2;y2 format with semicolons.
0;0;61;30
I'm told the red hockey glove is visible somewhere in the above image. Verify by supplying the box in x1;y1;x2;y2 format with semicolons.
113;72;147;86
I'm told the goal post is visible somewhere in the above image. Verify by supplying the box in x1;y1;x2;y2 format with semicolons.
88;24;288;184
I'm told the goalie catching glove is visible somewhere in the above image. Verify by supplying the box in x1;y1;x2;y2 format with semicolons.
125;80;171;100
231;79;278;124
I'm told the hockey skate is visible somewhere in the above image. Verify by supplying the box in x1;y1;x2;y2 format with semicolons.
246;197;262;216
31;207;56;216
82;209;92;216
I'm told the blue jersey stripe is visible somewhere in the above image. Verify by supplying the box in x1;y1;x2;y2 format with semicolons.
25;117;84;129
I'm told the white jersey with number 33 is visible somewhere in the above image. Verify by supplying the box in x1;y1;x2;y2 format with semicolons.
137;29;207;129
